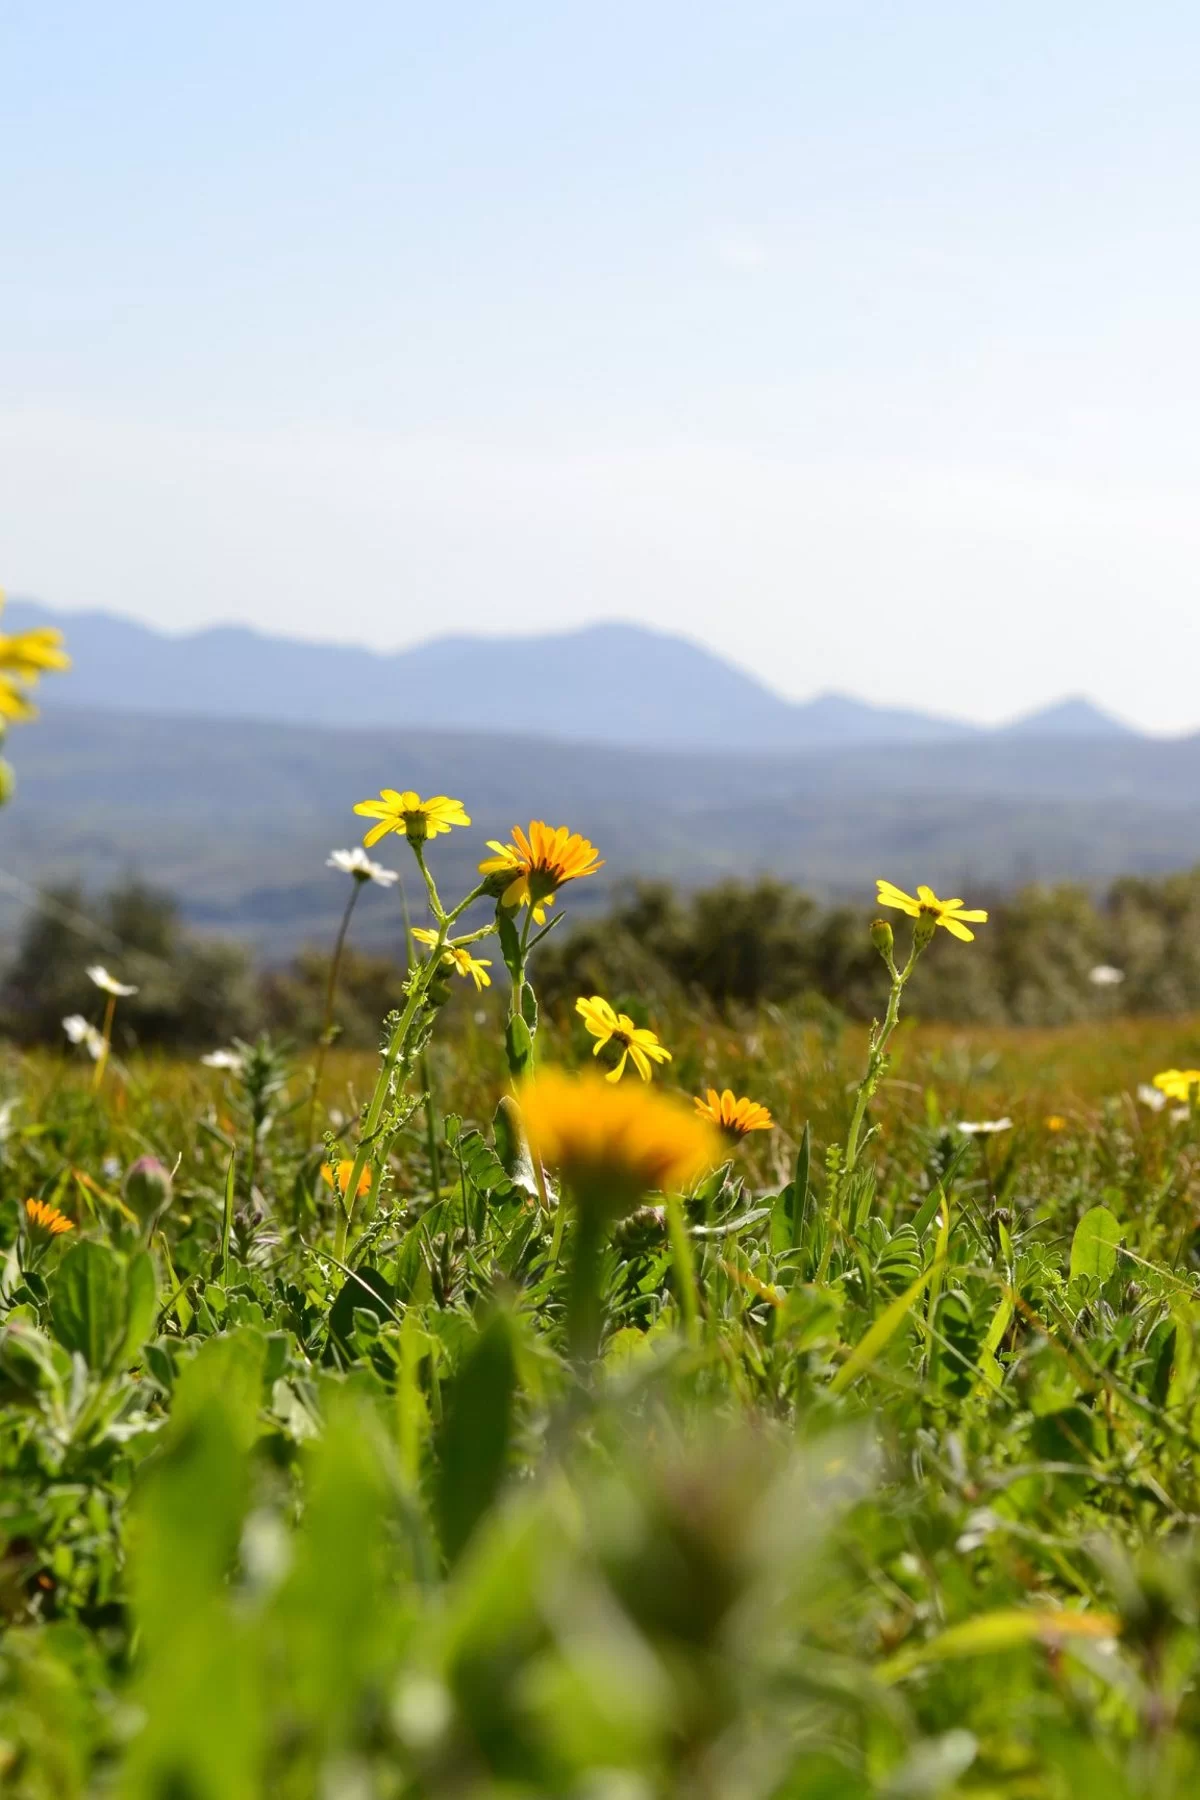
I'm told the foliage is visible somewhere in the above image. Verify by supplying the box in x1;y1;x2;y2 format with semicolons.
2;953;1200;1791
0;881;257;1050
536;868;1200;1025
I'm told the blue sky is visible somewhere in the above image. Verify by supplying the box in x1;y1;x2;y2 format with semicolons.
4;2;1200;729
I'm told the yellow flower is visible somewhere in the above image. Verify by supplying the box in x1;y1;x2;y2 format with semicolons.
352;789;471;848
23;1198;74;1240
479;822;603;923
1152;1069;1200;1104
321;1160;373;1200
0;591;70;723
521;1068;720;1216
1044;1114;1067;1132
875;880;989;943
576;995;671;1083
411;926;492;991
693;1088;774;1139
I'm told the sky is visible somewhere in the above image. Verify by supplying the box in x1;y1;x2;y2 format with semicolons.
4;1;1200;731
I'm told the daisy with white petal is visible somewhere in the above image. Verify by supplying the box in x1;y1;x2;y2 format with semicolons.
87;965;138;997
1089;965;1125;988
63;1014;106;1061
84;967;136;1089
957;1117;1013;1136
327;847;400;887
201;1048;245;1072
305;839;400;1142
1138;1083;1168;1113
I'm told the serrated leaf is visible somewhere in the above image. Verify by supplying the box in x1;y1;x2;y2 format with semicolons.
1069;1206;1121;1288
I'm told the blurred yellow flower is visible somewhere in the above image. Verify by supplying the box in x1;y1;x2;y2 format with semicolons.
576;995;671;1082
23;1197;74;1239
321;1160;373;1200
353;789;470;847
694;1087;774;1138
411;926;492;991
875;880;989;943
1045;1114;1067;1132
521;1068;719;1216
1153;1069;1200;1104
0;591;71;722
480;822;603;923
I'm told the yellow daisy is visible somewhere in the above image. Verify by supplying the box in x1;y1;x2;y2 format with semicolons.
353;789;471;848
23;1198;74;1240
576;995;671;1083
0;591;71;722
693;1088;774;1139
521;1068;720;1217
479;822;603;923
411;926;493;991
875;879;989;943
1044;1114;1068;1132
1152;1069;1200;1104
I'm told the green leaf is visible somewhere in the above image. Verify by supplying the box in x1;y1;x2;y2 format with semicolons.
1069;1205;1121;1288
221;1149;236;1285
879;1606;1119;1683
49;1241;127;1372
325;1264;396;1365
505;1013;535;1080
119;1251;159;1369
436;1306;518;1562
520;981;538;1034
830;1254;944;1394
496;907;522;978
791;1121;812;1250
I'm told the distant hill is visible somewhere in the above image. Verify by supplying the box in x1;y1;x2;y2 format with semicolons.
4;598;1134;752
0;704;1195;955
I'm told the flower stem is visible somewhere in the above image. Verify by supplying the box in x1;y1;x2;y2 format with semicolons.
565;1203;607;1367
92;995;116;1091
843;938;921;1176
304;880;361;1147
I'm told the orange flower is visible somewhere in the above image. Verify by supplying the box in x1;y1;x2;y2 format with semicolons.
693;1088;774;1139
521;1068;719;1218
321;1160;373;1200
23;1198;74;1240
479;823;603;923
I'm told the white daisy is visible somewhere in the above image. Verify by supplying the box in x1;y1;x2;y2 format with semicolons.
201;1048;245;1072
1137;1084;1168;1113
326;848;400;887
87;964;139;997
1089;965;1125;987
63;1014;106;1060
957;1117;1013;1136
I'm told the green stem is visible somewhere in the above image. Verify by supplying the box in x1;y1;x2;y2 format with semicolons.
92;994;116;1091
665;1191;700;1344
566;1203;607;1367
412;843;445;921
421;1051;442;1198
328;877;492;1259
843;940;921;1175
332;969;432;1260
304;880;361;1147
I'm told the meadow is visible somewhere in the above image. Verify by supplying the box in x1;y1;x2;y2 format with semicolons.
4;621;1200;1795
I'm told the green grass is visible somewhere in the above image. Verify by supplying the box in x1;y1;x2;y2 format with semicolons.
4;995;1200;1798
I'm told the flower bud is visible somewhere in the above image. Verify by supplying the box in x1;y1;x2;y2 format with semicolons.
869;918;894;960
124;1156;173;1231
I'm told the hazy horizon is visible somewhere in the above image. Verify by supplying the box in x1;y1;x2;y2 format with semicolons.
6;4;1200;732
9;588;1152;736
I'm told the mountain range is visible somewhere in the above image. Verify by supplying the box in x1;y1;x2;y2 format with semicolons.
0;597;1188;956
4;598;1134;752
